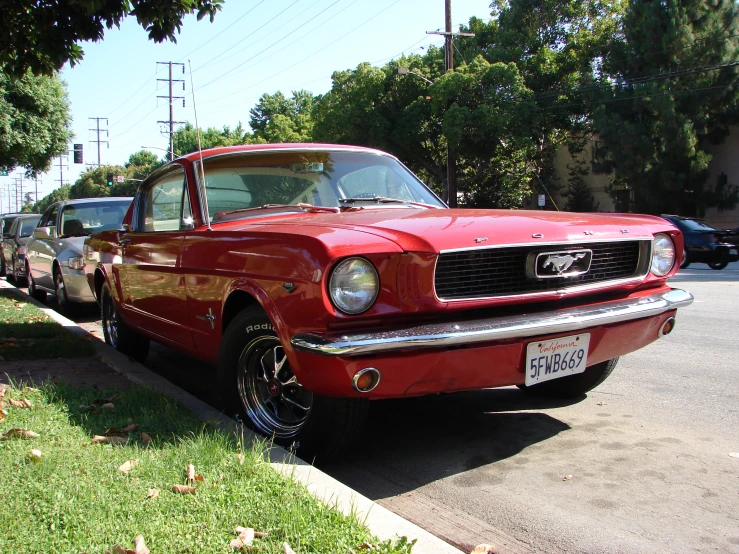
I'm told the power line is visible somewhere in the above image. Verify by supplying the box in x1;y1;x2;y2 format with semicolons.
88;117;109;166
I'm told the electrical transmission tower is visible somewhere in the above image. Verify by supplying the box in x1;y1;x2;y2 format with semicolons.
89;117;109;166
157;61;186;162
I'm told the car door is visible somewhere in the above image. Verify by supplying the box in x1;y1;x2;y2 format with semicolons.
28;205;58;290
117;165;193;347
2;218;18;268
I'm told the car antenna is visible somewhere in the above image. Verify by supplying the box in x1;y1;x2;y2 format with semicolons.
188;60;212;231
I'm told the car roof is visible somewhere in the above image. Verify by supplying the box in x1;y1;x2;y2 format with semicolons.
178;143;391;163
47;197;133;208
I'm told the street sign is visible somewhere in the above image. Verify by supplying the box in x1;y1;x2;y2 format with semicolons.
538;194;546;207
116;175;125;183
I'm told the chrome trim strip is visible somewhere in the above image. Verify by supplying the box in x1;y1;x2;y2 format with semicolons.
438;237;651;254
291;288;693;357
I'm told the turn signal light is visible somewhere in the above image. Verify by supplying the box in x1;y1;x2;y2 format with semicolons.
352;367;381;393
659;317;676;336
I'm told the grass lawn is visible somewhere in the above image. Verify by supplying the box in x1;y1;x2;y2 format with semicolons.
0;383;414;553
0;290;95;360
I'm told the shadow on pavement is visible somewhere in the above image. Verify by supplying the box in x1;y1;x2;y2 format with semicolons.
319;388;576;498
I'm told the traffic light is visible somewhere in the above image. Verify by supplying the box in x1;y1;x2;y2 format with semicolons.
106;173;114;186
73;144;83;164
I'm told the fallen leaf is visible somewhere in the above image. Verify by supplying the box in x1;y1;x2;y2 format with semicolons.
134;535;149;554
2;428;40;439
562;475;572;481
171;484;196;495
28;449;42;462
122;423;139;433
596;401;606;406
146;488;160;499
282;543;296;554
26;387;39;392
108;546;128;554
118;460;140;474
101;402;115;410
194;474;204;482
233;527;255;547
79;404;98;413
91;435;128;446
8;398;27;408
140;432;152;446
104;427;127;437
237;453;245;465
0;406;6;422
470;545;496;554
22;398;32;408
187;463;195;483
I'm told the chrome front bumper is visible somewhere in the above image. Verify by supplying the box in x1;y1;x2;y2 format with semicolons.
291;288;694;357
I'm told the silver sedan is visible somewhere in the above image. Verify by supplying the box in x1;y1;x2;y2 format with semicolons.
26;197;132;313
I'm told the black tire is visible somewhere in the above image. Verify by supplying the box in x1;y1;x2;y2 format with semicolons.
5;258;15;283
54;270;75;315
519;358;620;399
680;249;690;269
26;261;47;301
218;306;368;461
707;261;728;270
0;255;5;277
100;282;149;363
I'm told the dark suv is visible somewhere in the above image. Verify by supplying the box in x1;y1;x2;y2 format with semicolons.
661;215;739;270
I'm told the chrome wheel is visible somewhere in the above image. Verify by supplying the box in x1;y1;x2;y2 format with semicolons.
236;336;312;439
101;290;119;348
54;272;68;309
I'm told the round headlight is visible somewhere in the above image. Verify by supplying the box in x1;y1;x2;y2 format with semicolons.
651;233;675;276
329;257;379;314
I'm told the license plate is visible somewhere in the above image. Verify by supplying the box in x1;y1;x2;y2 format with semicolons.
525;333;590;386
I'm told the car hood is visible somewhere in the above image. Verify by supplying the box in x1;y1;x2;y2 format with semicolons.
241;208;667;252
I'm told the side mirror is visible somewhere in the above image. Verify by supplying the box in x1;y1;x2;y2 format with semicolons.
32;227;51;239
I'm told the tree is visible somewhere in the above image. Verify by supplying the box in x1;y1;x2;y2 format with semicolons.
1;0;223;77
31;184;71;214
125;149;163;181
249;90;316;143
172;122;245;156
593;0;739;216
0;71;72;175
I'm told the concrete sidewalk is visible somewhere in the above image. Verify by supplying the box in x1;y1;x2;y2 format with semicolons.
0;279;465;554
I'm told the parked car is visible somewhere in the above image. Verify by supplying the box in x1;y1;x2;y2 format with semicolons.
26;197;132;312
84;144;693;459
2;213;42;285
0;212;24;276
661;214;739;270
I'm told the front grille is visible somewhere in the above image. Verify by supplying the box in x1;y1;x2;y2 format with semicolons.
435;240;646;300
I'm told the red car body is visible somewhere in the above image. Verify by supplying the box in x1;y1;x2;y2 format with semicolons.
85;144;692;456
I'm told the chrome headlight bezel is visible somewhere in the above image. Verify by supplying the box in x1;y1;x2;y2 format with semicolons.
329;257;380;315
651;233;676;276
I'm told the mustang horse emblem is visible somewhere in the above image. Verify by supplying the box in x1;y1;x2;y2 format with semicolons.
542;253;588;275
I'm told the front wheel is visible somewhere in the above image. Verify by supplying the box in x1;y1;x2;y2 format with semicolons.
100;282;150;363
218;306;368;461
518;358;620;399
707;261;728;270
54;271;75;314
12;257;26;287
680;249;690;269
26;262;47;301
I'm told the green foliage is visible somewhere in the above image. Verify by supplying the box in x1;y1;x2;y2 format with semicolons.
124;149;164;182
0;0;224;77
249;90;316;143
593;0;739;215
0;71;72;175
31;184;71;214
172;122;245;155
564;158;598;212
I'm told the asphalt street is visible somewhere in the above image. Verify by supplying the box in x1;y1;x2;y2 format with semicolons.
39;262;739;554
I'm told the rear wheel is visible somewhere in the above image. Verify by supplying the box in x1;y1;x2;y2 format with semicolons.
218;306;368;461
5;258;15;283
518;358;620;399
100;282;149;363
707;261;728;270
26;261;47;301
12;257;26;287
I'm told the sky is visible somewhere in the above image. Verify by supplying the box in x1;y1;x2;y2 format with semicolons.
5;0;494;206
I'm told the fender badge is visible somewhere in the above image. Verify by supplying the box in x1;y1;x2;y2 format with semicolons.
195;308;216;330
475;237;488;243
532;233;544;239
283;282;297;293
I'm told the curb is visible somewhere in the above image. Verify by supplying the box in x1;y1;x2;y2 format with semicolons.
1;280;463;554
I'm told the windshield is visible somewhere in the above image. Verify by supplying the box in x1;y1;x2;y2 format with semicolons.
199;150;444;222
60;200;132;237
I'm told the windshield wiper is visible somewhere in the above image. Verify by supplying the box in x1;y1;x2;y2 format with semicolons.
339;197;441;209
215;203;339;220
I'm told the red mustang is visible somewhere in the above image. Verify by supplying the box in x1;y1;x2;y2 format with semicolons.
84;144;693;458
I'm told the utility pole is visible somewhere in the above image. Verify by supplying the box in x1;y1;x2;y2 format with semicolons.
427;0;474;208
157;61;186;162
89;117;109;166
56;153;69;189
15;173;24;212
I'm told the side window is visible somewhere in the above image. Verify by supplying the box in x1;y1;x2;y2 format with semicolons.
141;168;189;232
